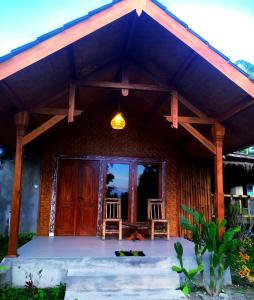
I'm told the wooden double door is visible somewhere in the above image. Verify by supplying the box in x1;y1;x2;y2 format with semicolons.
55;159;99;236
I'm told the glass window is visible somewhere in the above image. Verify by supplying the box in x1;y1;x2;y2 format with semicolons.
106;163;129;220
137;164;160;222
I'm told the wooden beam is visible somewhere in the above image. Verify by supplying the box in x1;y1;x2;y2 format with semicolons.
0;1;134;80
121;61;129;97
23;115;66;145
165;116;217;124
218;95;254;122
67;45;79;79
7;112;29;257
30;107;82;116
179;122;216;154
212;124;225;225
145;1;254;98
135;0;146;16
171;90;178;128
79;81;172;93
68;83;76;123
131;58;212;119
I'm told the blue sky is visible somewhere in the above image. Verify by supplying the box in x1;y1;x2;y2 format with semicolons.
0;0;253;63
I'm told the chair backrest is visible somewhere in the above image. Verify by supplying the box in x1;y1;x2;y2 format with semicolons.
147;199;165;220
104;198;121;220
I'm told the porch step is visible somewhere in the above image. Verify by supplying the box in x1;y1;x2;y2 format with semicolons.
66;273;178;290
64;289;185;300
64;257;182;300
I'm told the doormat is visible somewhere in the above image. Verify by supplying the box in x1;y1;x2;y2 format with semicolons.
115;250;146;256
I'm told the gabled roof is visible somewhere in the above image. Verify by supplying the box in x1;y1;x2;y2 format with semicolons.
0;0;254;154
0;0;254;96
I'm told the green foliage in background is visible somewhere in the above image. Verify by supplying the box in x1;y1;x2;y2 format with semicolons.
236;60;254;80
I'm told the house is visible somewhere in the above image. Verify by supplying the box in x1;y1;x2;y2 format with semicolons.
1;0;254;258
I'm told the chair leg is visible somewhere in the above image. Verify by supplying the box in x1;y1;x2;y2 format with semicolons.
119;220;122;240
167;221;170;240
102;220;106;240
151;220;154;240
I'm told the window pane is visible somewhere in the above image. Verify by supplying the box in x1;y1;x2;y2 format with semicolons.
106;163;129;220
137;164;159;221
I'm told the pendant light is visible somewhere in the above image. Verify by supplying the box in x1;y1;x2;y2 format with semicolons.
111;96;126;130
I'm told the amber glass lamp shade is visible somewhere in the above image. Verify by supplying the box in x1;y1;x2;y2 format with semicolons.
111;112;126;130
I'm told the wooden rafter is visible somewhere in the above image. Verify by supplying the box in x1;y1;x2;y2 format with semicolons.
22;115;66;146
179;122;216;154
30;107;82;116
165;116;217;125
131;57;211;120
171;90;178;128
68;83;76;123
79;80;173;93
121;60;129;97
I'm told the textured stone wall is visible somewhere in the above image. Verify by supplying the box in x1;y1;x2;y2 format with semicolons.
0;153;40;236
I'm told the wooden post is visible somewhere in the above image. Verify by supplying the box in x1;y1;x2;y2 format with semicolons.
211;123;225;223
7;111;29;257
171;90;178;129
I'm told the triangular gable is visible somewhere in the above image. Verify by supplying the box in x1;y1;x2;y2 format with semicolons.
0;0;254;98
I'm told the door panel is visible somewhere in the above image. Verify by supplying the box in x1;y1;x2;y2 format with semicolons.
55;160;77;235
55;160;99;236
76;160;99;235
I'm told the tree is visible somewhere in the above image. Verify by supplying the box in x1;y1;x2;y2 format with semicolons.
235;60;254;80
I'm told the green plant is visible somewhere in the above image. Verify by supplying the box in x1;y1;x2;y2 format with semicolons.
173;205;241;297
172;242;203;296
0;284;65;300
131;250;139;256
118;250;125;256
231;237;254;286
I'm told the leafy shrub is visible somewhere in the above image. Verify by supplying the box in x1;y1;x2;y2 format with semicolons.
0;284;65;300
172;205;240;296
231;238;254;286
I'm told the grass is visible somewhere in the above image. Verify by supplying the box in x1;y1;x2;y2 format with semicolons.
0;284;66;300
0;233;35;262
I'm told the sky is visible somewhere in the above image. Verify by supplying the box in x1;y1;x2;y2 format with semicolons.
0;0;254;64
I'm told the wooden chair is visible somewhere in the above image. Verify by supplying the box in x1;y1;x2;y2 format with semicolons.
148;198;170;240
102;198;122;240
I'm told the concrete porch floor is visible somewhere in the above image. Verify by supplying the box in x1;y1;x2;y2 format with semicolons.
18;237;194;258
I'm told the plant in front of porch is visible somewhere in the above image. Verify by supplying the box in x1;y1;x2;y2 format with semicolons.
172;241;203;296
172;205;241;297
